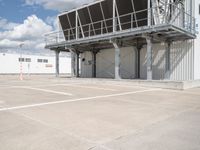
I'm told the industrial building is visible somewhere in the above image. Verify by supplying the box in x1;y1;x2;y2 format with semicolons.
0;53;71;74
45;0;199;81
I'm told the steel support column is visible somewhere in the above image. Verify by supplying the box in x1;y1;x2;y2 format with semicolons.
76;52;80;77
70;50;76;77
165;42;171;80
55;50;60;77
135;46;141;79
112;41;121;79
92;51;97;78
146;37;153;80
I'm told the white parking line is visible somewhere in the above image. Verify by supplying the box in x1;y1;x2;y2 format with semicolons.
35;83;117;91
12;86;73;96
0;89;160;112
70;85;118;91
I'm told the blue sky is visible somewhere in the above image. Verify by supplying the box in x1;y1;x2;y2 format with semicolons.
0;0;91;54
0;0;57;23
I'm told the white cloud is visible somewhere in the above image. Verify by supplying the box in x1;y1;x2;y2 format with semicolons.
0;15;53;54
0;17;19;30
24;0;94;11
45;16;59;30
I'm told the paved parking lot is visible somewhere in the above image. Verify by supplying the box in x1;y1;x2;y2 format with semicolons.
0;75;200;150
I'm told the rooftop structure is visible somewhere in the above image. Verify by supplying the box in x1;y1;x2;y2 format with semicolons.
45;0;198;81
45;0;195;49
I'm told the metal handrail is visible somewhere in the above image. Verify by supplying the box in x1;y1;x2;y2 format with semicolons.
45;2;196;46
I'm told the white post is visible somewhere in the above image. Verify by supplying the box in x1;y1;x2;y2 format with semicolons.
19;43;24;80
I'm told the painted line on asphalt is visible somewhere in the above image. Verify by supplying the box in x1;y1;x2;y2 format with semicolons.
12;86;73;96
30;82;82;87
61;84;118;91
0;89;160;112
74;85;117;91
35;83;117;91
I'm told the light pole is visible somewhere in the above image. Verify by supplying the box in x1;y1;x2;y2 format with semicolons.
19;43;24;80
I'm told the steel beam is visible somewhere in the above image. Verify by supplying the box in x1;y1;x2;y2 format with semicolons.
55;50;60;77
66;14;75;39
146;36;153;80
148;0;152;26
87;7;96;35
113;0;117;32
76;11;78;40
131;0;138;27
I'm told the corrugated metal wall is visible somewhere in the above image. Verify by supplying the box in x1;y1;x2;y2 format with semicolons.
194;0;200;80
96;48;115;78
140;40;194;80
80;40;195;80
80;51;93;78
80;47;137;78
170;40;194;80
140;43;166;80
96;47;137;79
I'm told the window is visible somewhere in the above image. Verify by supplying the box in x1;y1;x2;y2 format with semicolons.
37;59;48;63
19;58;24;62
25;58;31;62
43;59;48;63
19;58;31;62
37;59;43;63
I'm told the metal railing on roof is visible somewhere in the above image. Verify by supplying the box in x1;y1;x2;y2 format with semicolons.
45;2;196;47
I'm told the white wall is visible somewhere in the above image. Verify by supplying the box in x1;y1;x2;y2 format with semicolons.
0;53;71;74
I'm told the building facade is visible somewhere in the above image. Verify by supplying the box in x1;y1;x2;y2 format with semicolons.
0;53;71;74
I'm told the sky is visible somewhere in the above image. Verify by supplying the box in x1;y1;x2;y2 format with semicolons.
0;0;92;54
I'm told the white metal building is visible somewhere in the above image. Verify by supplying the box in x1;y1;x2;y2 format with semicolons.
0;53;71;74
45;0;200;81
